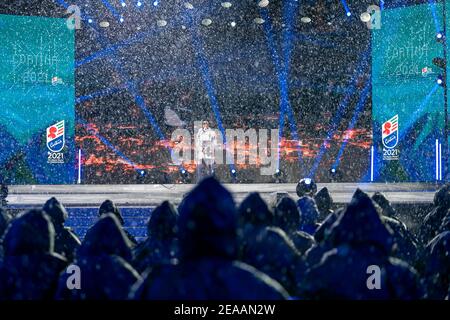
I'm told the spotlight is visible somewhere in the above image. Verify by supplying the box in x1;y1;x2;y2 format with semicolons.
221;2;232;8
296;178;317;198
121;1;126;7
300;16;311;24
360;12;371;23
329;168;343;182
273;169;287;183
137;1;142;7
258;0;269;8
254;17;265;24
139;170;146;177
230;21;236;27
184;2;194;10
88;19;93;23
346;12;352;17
99;21;110;28
437;32;444;41
157;19;167;27
201;18;212;26
153;1;158;6
231;168;238;183
120;16;124;23
437;75;445;87
180;169;191;183
329;168;337;182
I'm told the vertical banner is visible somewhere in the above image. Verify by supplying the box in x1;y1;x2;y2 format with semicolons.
0;15;75;184
372;3;446;181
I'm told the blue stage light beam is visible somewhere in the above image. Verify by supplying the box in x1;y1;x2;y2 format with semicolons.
340;0;351;16
360;83;439;183
72;0;166;142
78;44;277;103
190;26;236;170
398;83;440;141
78;118;140;171
260;7;303;172
282;0;300;74
57;0;187;172
100;0;122;23
60;3;189;177
75;5;211;67
281;0;302;172
332;80;371;170
293;33;337;49
77;86;127;104
308;50;370;178
428;0;441;34
76;22;184;67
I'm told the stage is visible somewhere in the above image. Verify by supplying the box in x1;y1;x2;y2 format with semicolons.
3;182;442;238
6;182;441;208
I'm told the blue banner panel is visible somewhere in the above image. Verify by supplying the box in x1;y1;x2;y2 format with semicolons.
372;3;446;181
0;15;75;184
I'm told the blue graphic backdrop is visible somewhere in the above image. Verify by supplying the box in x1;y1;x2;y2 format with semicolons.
0;15;75;184
372;2;446;182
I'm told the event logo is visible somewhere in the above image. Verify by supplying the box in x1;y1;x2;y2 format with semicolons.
51;76;63;86
47;120;65;153
382;115;398;149
421;66;433;76
382;115;400;161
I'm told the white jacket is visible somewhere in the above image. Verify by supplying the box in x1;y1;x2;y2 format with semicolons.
196;128;216;161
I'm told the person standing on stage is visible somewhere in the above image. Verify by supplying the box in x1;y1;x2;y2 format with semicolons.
196;120;216;182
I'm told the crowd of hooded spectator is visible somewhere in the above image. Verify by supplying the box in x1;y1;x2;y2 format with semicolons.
0;178;449;300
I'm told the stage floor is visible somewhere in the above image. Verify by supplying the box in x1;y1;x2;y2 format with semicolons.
6;182;441;208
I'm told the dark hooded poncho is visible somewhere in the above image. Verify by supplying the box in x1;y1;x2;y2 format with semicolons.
56;214;141;300
304;208;342;268
418;184;450;245
299;190;423;299
98;199;138;246
372;192;397;217
273;196;315;254
43;197;81;262
314;187;334;220
237;192;275;258
130;177;288;300
0;210;68;300
132;200;178;273
297;196;320;235
0;208;12;264
0;208;11;238
241;226;306;296
421;212;450;299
